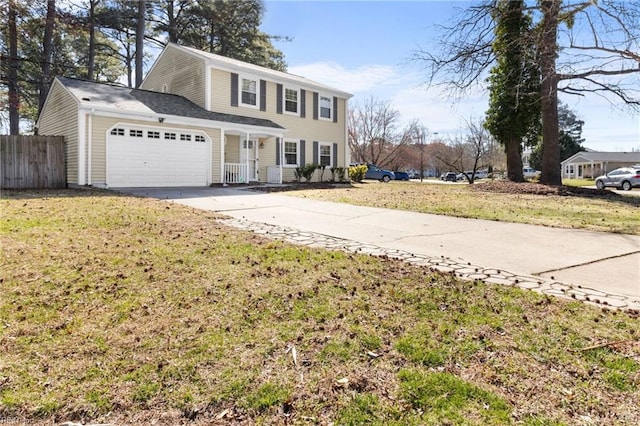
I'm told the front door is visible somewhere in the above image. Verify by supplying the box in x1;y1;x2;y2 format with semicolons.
241;139;258;182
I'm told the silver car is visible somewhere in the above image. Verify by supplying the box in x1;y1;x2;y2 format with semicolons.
595;167;640;191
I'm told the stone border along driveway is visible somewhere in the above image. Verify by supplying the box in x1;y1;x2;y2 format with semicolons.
220;217;640;313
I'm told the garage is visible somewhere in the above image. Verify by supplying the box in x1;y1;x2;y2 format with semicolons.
107;125;210;187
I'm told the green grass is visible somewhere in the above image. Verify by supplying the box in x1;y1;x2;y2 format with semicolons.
562;178;595;187
398;369;512;424
1;189;639;425
286;181;640;234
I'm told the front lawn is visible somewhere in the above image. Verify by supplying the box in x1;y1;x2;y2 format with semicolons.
1;189;639;425
284;180;640;235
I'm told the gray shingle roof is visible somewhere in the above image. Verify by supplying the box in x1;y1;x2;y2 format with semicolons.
563;151;640;164
57;77;284;130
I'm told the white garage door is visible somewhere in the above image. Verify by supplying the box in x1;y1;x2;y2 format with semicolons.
107;126;209;187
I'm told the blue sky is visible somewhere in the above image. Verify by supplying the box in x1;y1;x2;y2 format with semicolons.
261;0;640;151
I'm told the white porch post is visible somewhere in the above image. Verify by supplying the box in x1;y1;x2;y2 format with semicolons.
279;135;284;184
220;129;225;184
246;131;251;182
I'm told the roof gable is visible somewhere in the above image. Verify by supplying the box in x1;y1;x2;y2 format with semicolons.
55;77;284;130
169;43;353;99
562;151;640;164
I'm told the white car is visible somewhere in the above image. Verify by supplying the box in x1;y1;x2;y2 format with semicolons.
523;167;540;178
457;170;488;181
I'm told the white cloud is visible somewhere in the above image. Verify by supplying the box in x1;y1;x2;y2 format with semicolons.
288;62;399;93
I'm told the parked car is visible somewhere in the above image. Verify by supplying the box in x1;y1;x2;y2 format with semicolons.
365;164;395;182
393;171;410;181
442;172;458;182
595;167;640;191
523;167;541;178
456;170;488;181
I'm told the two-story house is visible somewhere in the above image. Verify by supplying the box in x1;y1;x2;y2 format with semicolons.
37;43;352;188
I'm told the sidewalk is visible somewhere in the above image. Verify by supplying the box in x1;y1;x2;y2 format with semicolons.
121;186;640;310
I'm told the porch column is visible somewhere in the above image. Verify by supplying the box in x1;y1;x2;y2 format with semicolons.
246;131;251;183
279;136;283;184
220;129;225;184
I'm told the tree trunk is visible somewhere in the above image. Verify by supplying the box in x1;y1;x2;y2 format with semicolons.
539;0;561;185
87;0;97;80
135;0;145;88
167;0;177;43
38;0;56;116
8;0;20;135
505;137;524;182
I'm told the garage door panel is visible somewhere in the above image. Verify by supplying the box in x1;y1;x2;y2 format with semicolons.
108;128;209;187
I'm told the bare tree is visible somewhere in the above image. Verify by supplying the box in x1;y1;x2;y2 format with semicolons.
348;97;408;168
415;0;640;185
431;119;494;183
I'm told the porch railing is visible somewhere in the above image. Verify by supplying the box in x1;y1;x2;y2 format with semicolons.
224;163;249;184
266;166;282;184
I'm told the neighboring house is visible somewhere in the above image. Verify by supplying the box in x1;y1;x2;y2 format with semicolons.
37;42;352;187
561;151;640;179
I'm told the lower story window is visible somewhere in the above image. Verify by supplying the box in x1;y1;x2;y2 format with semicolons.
319;144;331;167
284;140;298;166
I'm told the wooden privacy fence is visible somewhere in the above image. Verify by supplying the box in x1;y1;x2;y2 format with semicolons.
1;135;66;189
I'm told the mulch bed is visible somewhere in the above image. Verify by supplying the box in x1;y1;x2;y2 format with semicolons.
250;182;350;193
472;180;617;197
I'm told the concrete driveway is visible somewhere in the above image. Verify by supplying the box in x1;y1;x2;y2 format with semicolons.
119;186;640;303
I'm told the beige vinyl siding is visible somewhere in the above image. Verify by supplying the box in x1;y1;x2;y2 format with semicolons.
224;135;241;163
88;116;222;186
257;136;276;181
141;45;207;108
208;128;222;184
211;69;347;169
37;83;79;184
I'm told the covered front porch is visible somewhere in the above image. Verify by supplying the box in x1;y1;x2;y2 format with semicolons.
221;128;286;185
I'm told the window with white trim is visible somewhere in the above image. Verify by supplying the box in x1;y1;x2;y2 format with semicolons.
164;132;176;140
180;134;192;141
284;87;299;114
130;129;143;137
284;140;299;166
319;95;332;120
195;135;206;143
148;131;160;139
110;128;124;136
241;76;258;107
319;143;332;167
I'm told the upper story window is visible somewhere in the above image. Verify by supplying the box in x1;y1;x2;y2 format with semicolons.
284;140;299;166
241;77;258;107
284;87;299;115
319;95;332;120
